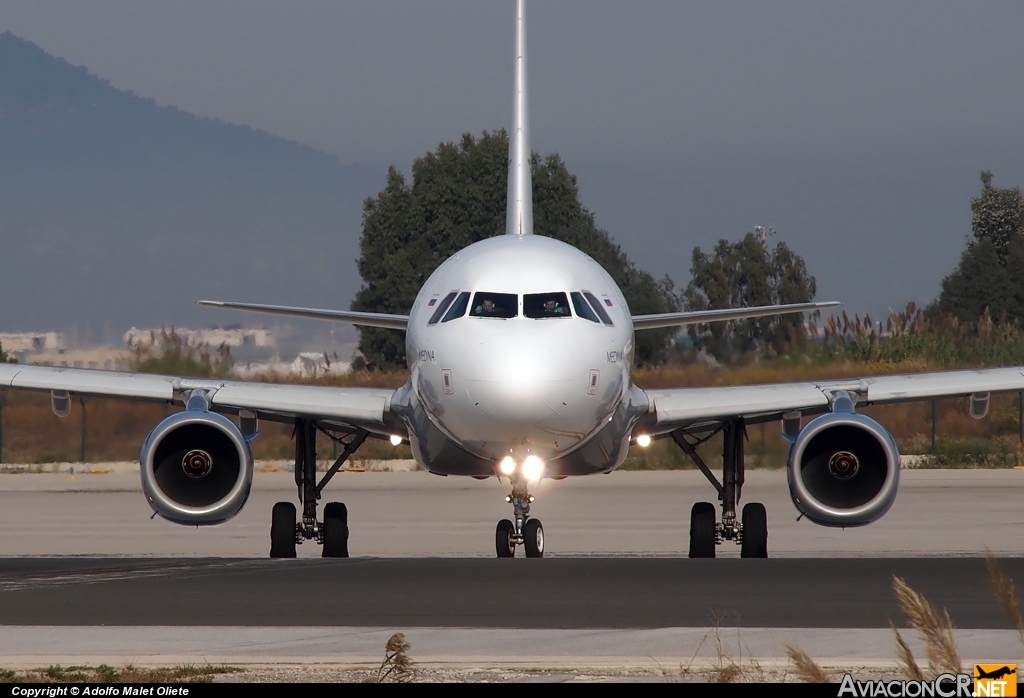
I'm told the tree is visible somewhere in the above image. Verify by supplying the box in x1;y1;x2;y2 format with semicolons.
0;341;13;363
935;172;1024;323
681;231;818;361
352;131;678;368
971;171;1024;263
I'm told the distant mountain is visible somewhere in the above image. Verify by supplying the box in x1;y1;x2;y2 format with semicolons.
0;31;382;337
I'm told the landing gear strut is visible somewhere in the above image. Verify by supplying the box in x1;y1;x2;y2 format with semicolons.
672;418;768;558
496;476;544;558
269;418;367;559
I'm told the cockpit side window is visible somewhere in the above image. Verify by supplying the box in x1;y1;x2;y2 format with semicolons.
583;291;614;326
441;291;471;323
469;292;518;318
524;292;571;319
571;292;600;323
428;291;458;325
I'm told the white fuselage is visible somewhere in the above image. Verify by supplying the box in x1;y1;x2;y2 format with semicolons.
397;235;644;478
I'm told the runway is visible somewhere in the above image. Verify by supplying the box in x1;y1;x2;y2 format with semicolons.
0;557;1022;628
0;469;1021;673
0;469;1022;557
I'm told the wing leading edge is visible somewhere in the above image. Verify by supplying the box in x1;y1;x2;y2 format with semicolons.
0;363;398;433
631;301;840;331
640;366;1024;434
199;300;409;330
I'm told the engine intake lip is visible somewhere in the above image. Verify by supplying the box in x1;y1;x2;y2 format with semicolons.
140;410;253;525
787;412;900;527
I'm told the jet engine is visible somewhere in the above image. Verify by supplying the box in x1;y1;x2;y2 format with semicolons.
140;392;254;525
787;392;900;527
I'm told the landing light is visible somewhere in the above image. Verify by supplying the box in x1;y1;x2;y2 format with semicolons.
522;455;544;482
635;434;651;448
389;434;403;446
499;456;517;476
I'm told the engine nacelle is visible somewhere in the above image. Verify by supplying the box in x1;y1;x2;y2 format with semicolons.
787;398;900;527
140;396;254;525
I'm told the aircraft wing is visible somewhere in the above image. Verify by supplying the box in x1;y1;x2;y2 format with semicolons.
631;301;840;330
0;363;399;434
639;366;1024;434
198;300;409;330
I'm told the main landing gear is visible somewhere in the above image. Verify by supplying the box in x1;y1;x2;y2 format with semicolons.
270;418;368;559
495;476;544;558
671;418;768;559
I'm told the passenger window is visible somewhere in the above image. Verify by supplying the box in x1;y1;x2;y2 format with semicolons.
470;292;518;318
583;291;614;326
428;291;458;325
524;292;571;319
441;291;471;323
571;292;600;323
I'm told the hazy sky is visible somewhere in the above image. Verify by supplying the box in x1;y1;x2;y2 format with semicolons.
2;1;1023;317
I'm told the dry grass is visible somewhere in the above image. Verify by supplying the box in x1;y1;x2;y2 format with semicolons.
891;576;961;678
986;550;1024;646
0;663;240;683
785;645;831;683
790;552;1024;682
369;633;415;683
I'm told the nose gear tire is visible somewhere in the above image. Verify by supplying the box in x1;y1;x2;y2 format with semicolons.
523;518;544;558
495;519;515;558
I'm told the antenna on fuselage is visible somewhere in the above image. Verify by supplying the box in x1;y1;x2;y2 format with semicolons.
505;0;533;237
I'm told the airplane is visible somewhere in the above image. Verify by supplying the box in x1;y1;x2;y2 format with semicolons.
4;0;1024;560
975;667;1016;681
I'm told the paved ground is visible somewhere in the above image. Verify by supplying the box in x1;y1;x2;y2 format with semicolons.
0;469;1021;677
0;469;1021;558
0;557;1021;628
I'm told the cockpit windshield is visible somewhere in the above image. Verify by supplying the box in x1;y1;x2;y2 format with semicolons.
524;292;571;319
469;292;518;318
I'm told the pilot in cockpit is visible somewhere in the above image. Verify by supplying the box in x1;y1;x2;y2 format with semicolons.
544;298;569;315
477;298;497;314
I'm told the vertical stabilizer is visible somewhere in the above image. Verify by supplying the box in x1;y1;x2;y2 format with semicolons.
505;0;533;236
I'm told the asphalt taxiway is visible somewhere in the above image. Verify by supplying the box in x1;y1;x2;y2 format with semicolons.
0;469;1021;671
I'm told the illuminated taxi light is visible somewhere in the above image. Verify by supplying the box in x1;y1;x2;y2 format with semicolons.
389;434;403;446
635;434;651;448
522;455;544;482
499;456;517;476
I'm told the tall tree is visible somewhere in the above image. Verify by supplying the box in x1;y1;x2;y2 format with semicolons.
682;232;818;360
352;131;677;368
936;172;1024;322
971;171;1024;263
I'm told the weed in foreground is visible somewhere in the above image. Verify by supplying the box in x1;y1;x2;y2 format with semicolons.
371;633;415;683
789;551;1024;682
0;663;240;683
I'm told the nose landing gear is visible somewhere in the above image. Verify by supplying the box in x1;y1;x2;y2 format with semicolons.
495;479;544;558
